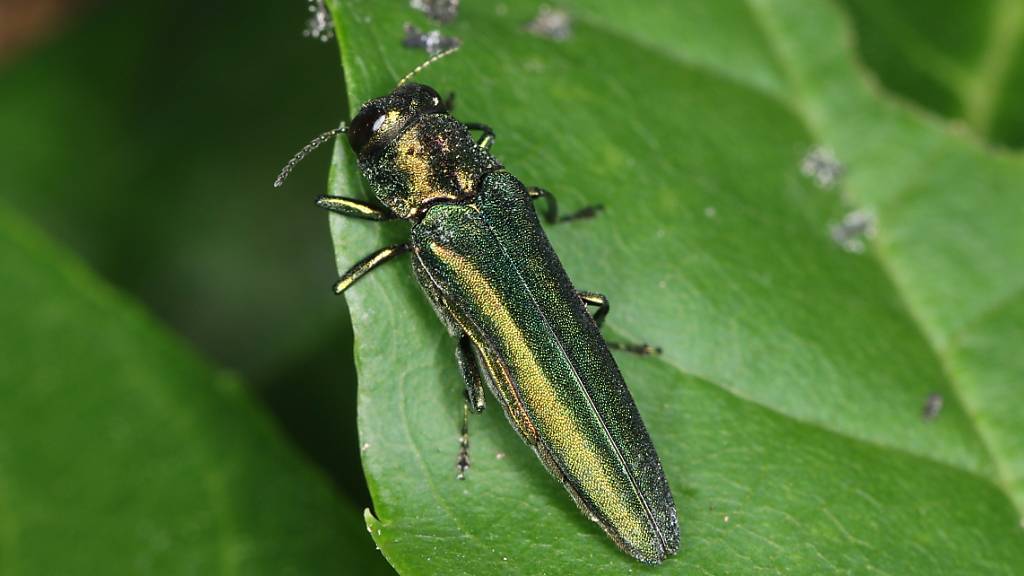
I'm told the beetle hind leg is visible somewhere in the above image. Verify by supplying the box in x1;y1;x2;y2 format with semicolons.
455;334;486;479
457;404;472;480
578;291;662;356
457;334;486;413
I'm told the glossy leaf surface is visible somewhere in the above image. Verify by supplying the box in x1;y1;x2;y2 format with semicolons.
326;1;1024;573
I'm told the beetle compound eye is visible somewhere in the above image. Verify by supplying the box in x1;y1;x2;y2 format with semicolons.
348;103;387;154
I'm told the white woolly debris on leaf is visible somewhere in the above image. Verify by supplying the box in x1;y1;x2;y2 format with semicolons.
830;209;876;254
410;0;460;23
402;23;462;55
801;146;845;190
303;0;334;42
525;5;572;41
922;393;944;421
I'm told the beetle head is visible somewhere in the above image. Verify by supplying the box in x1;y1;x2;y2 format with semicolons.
347;83;446;158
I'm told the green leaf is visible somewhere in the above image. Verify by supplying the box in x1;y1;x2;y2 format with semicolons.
0;0;375;508
0;0;351;384
0;204;391;575
834;0;1024;148
326;0;1024;573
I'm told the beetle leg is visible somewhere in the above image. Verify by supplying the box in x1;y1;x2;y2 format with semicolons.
456;334;486;480
457;334;487;413
332;244;409;294
457;403;472;480
464;122;496;150
578;290;662;356
527;187;604;224
316;195;397;221
577;291;610;327
443;91;456;112
607;341;662;356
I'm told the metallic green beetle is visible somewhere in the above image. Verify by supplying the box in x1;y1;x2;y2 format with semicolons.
277;50;679;564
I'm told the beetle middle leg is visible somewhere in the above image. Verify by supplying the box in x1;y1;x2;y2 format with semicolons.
315;197;408;294
331;244;409;294
578;291;610;327
528;187;604;224
455;334;487;479
578;291;662;356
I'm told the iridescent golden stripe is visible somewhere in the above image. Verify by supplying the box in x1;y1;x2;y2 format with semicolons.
476;341;537;443
428;242;655;552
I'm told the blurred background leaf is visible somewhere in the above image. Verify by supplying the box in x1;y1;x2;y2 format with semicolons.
0;205;390;573
835;0;1024;148
326;0;1024;574
0;0;392;572
0;0;370;503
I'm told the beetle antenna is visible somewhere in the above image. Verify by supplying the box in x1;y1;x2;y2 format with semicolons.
274;123;347;188
397;45;461;87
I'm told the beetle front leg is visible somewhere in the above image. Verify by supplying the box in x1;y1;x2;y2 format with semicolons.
578;290;662;356
332;244;409;294
455;334;486;479
528;187;604;224
316;195;397;221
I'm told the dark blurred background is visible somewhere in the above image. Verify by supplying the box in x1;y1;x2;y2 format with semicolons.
0;0;369;507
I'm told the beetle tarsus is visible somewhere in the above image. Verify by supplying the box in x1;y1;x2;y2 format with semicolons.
456;403;471;480
559;204;604;222
527;186;603;224
608;342;663;356
580;292;661;355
